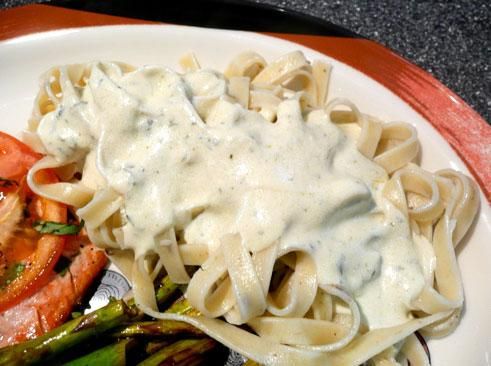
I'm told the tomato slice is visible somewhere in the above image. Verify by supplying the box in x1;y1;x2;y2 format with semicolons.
0;135;66;312
0;132;41;181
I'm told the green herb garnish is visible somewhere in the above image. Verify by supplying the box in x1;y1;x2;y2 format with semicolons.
14;263;25;275
33;220;84;235
0;262;26;289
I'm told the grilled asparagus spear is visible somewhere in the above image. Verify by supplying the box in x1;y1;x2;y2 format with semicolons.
0;299;134;365
63;338;133;366
137;338;216;366
113;319;203;338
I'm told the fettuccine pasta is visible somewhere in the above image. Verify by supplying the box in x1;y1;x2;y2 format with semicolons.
24;51;479;365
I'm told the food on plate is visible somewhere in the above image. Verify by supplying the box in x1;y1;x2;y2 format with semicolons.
0;50;480;365
0;277;220;365
0;132;107;347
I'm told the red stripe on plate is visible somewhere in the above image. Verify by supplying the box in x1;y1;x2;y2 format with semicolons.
268;34;490;202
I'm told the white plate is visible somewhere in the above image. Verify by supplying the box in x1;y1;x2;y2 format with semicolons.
0;25;489;365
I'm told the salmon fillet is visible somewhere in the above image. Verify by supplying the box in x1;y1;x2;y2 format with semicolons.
0;244;107;347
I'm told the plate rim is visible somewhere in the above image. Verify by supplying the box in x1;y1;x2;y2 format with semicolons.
0;8;490;365
1;4;489;202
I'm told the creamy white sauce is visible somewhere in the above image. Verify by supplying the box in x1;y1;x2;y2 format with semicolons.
36;62;425;329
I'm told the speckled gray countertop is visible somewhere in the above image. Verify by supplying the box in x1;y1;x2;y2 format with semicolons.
2;0;489;122
253;0;490;123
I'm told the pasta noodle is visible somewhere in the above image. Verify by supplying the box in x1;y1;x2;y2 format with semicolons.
24;51;480;365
